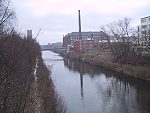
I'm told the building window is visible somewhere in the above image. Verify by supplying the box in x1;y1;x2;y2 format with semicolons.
141;30;147;35
141;18;146;23
148;30;150;35
141;25;147;28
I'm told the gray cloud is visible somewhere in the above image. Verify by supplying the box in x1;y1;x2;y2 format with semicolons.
12;0;150;44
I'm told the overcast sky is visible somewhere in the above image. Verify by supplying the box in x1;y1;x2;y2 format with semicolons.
12;0;150;45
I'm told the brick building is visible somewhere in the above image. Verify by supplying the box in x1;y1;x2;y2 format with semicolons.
73;40;95;53
63;35;71;47
63;31;108;48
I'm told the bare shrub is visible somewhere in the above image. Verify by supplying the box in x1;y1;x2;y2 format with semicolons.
100;18;137;63
0;32;67;113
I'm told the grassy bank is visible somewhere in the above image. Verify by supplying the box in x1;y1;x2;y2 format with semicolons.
63;47;150;81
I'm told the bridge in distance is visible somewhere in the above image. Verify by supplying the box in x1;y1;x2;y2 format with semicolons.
40;45;68;53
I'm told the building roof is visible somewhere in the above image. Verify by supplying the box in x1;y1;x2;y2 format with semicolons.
64;31;106;37
141;16;150;19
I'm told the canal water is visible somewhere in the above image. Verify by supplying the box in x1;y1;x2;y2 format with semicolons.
42;51;150;113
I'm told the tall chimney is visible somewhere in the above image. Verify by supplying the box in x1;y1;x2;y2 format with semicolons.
78;10;82;40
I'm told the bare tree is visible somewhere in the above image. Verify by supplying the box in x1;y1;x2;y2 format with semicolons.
0;32;67;113
104;18;136;42
100;18;136;63
0;0;15;35
0;1;67;112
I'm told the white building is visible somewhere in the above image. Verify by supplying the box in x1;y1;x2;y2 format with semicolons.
136;16;150;56
138;16;150;45
141;16;150;33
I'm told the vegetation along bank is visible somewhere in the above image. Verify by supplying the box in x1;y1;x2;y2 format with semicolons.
61;46;150;81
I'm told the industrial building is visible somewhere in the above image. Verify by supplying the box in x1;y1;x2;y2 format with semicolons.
63;31;108;48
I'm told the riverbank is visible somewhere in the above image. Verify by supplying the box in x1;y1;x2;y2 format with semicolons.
0;33;66;113
60;47;150;81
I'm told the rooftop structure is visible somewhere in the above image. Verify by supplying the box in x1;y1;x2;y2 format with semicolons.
27;30;32;38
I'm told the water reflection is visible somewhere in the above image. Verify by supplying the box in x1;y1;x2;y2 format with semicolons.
63;57;113;77
80;63;84;100
63;57;150;113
